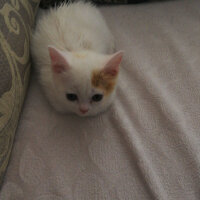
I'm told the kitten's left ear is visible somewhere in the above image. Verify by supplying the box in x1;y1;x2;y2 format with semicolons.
103;51;124;77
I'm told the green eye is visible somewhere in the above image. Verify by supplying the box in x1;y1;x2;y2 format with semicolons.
66;93;78;101
92;94;103;102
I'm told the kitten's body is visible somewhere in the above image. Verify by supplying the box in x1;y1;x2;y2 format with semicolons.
31;2;123;116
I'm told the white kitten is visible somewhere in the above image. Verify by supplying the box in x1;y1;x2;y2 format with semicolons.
31;1;123;117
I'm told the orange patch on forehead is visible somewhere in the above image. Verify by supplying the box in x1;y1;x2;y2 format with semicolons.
73;52;86;59
91;70;117;95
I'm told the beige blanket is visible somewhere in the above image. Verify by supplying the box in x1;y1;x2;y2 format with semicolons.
1;0;200;199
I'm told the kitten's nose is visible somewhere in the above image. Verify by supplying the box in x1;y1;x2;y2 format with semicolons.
79;106;89;114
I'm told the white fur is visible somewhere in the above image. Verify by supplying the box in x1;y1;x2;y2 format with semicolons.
31;1;120;116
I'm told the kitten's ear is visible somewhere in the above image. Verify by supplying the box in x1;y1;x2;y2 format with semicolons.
48;45;70;74
103;51;123;77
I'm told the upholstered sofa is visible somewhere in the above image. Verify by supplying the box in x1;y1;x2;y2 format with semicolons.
0;0;200;199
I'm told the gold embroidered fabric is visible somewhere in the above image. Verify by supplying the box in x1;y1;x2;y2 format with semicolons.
0;0;40;187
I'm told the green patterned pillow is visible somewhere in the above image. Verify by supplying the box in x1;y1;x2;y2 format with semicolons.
0;0;40;188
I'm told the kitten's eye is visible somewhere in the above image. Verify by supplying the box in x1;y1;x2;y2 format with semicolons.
92;94;103;102
66;93;78;101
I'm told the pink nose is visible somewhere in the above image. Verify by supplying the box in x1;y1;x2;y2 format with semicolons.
79;108;89;114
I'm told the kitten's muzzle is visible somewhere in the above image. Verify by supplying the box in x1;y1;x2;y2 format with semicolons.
79;105;89;114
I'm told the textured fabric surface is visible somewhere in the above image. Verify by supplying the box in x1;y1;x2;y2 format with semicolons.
0;0;40;188
1;0;200;199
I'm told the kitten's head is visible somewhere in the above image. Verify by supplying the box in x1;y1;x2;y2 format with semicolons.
47;46;123;117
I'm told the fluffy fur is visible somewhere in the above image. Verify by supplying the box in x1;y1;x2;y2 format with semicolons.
31;1;123;116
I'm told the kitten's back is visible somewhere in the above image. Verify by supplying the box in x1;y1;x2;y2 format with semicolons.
32;2;114;69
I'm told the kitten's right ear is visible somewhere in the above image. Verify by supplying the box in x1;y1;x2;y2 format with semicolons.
48;45;70;74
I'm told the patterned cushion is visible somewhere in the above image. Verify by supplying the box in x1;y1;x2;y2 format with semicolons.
0;0;40;188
